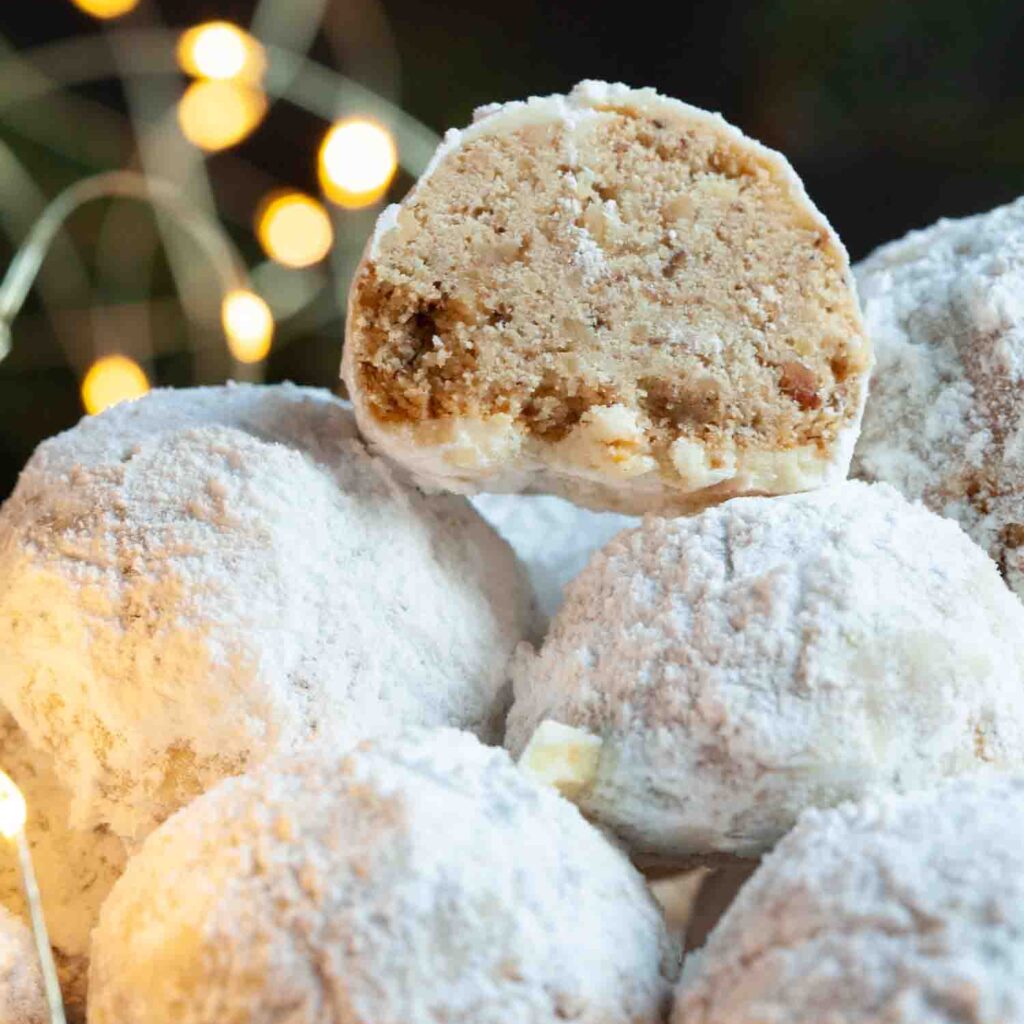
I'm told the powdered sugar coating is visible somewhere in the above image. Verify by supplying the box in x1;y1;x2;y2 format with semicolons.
0;708;127;1019
674;773;1024;1023
0;385;534;841
0;906;44;1024
853;197;1024;597
506;481;1024;859
471;492;638;622
89;729;678;1024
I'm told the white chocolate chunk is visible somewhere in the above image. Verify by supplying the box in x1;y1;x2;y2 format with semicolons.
669;438;737;489
517;719;603;799
554;405;658;480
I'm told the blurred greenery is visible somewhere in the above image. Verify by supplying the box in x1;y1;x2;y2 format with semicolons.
1;0;1022;497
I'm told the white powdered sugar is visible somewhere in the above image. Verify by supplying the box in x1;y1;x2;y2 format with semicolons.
0;708;127;1019
0;906;44;1024
89;729;678;1024
853;196;1024;597
674;773;1024;1023
506;481;1024;859
0;384;534;841
570;224;609;286
471;492;638;622
666;326;725;361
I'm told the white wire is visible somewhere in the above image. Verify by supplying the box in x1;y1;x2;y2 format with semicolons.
0;171;250;366
0;30;440;175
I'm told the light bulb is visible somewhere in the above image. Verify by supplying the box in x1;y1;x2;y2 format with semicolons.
222;290;274;363
256;192;334;268
81;355;150;415
0;770;26;840
177;80;267;152
69;0;140;19
177;21;266;83
318;119;398;209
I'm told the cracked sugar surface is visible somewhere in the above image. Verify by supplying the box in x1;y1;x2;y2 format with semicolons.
507;481;1024;860
89;730;678;1024
0;384;534;841
675;774;1024;1023
854;196;1024;599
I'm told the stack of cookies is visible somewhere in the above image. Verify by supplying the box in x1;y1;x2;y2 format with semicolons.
3;81;1024;1024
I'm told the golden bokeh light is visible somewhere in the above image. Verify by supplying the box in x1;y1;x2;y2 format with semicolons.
222;290;274;363
177;80;267;152
69;0;140;19
318;119;398;208
177;21;266;83
0;771;25;840
256;192;334;268
81;355;150;415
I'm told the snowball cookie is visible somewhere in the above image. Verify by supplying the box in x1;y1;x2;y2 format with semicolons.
472;492;638;622
853;197;1024;599
88;729;678;1024
0;906;45;1024
0;384;534;841
0;708;127;1021
507;481;1024;862
674;774;1024;1023
343;80;871;515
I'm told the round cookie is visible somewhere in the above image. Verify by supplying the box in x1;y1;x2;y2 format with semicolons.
0;708;127;1021
344;80;871;515
88;729;678;1024
472;492;637;622
853;196;1024;598
674;773;1024;1023
0;906;45;1024
507;481;1024;861
0;385;534;841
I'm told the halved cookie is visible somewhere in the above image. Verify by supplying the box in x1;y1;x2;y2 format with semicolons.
344;81;870;514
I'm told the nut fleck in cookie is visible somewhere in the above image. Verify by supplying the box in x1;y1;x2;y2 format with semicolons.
344;81;870;514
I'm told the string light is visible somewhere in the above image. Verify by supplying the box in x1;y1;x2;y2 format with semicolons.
0;771;25;840
0;769;66;1023
318;118;398;208
68;0;140;19
222;290;274;363
256;192;334;268
177;22;266;83
81;355;150;415
177;80;267;152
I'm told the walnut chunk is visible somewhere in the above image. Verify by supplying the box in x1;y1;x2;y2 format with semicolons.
779;360;821;411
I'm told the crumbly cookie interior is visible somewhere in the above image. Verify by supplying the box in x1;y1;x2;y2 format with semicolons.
350;106;866;472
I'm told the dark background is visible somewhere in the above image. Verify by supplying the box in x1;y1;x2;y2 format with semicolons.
1;0;1022;498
